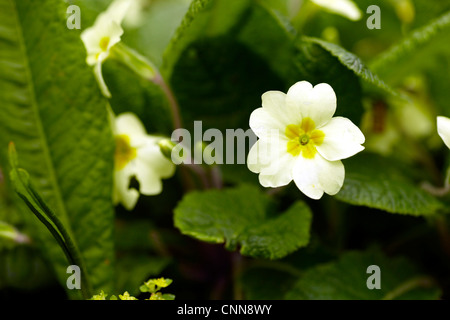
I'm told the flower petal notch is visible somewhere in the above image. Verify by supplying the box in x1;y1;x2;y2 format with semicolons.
437;116;450;149
112;112;176;210
310;0;363;21
247;81;365;200
80;0;132;98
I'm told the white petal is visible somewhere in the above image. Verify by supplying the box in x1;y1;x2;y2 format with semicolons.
258;152;297;187
115;112;148;139
137;137;176;179
316;116;365;161
102;19;124;51
247;139;263;174
80;27;102;58
262;91;302;128
106;0;132;24
113;167;139;210
249;108;285;138
437;116;450;149
247;132;287;172
133;157;164;195
286;81;336;128
247;136;295;188
311;0;362;21
292;154;345;199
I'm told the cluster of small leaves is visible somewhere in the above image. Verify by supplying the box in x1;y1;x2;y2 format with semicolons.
140;277;175;300
91;277;174;300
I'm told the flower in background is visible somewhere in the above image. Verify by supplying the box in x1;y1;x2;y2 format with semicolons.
437;116;450;149
123;0;151;28
112;112;175;210
80;0;131;97
247;81;365;199
310;0;362;21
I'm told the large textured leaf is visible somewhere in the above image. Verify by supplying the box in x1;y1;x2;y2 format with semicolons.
285;249;441;300
370;10;450;86
302;37;398;97
241;266;298;300
103;61;174;136
0;0;115;297
336;153;443;216
174;185;312;259
165;0;287;133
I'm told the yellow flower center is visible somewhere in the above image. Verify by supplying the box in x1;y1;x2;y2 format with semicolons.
286;117;325;159
99;36;110;52
115;134;137;170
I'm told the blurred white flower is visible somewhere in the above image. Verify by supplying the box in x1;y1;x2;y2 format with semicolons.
123;0;149;28
247;81;365;199
113;112;175;210
81;0;131;97
437;116;450;149
310;0;362;21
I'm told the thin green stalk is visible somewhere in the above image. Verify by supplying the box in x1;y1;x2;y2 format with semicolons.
111;43;182;132
231;251;244;300
382;276;435;300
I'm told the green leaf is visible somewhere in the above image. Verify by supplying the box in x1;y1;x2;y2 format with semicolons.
103;61;174;135
336;153;443;216
174;185;312;259
8;144;94;298
162;0;238;78
241;266;298;300
301;37;398;97
0;245;56;291
370;10;450;86
285;249;441;300
0;0;115;297
160;293;176;300
164;0;379;133
165;0;288;132
121;0;193;68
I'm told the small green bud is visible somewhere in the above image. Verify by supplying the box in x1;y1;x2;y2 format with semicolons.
158;139;176;161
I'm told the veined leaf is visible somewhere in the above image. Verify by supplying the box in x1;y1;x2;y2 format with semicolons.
370;10;450;85
336;153;443;216
301;37;399;97
162;0;214;78
8;143;92;298
285;249;441;300
0;0;115;297
174;185;312;260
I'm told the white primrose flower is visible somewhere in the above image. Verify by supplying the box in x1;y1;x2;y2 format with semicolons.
113;112;175;210
437;116;450;149
247;81;365;200
81;0;131;98
310;0;362;21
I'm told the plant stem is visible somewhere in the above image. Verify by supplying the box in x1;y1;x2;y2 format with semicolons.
231;251;244;300
152;73;182;132
435;215;450;258
381;276;435;300
210;166;223;189
111;43;182;133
